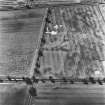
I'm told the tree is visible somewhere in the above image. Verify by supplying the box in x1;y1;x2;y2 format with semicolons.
29;87;37;96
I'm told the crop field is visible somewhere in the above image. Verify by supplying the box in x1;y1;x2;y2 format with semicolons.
0;83;28;105
30;84;105;105
0;8;46;76
38;4;105;79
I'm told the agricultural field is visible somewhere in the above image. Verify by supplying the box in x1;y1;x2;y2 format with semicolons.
0;8;46;76
31;84;105;105
0;83;28;105
37;5;105;79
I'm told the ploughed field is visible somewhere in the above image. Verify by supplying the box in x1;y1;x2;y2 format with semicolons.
0;83;28;105
0;8;46;76
31;84;105;105
36;4;105;79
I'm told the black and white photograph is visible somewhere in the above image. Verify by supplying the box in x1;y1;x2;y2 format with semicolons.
0;0;105;105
